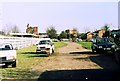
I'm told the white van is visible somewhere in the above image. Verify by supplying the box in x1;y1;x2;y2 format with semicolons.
0;43;17;67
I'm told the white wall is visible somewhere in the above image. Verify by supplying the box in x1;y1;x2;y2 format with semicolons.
0;37;39;49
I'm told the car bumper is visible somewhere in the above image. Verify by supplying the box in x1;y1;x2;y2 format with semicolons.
36;49;50;53
0;57;16;66
97;48;114;52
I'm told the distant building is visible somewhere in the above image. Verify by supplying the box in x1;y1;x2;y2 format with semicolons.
26;24;38;35
98;29;106;38
87;32;94;41
69;29;77;37
10;33;39;38
86;29;106;41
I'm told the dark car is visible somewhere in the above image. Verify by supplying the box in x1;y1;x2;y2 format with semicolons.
113;35;120;64
91;37;116;53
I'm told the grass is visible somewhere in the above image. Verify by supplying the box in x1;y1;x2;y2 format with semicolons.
1;42;67;79
77;41;92;49
54;42;67;50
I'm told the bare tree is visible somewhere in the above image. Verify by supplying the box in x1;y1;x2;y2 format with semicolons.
2;24;12;35
2;24;20;35
84;27;90;33
11;25;20;33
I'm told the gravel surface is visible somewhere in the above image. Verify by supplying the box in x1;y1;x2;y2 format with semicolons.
33;42;119;72
37;42;120;81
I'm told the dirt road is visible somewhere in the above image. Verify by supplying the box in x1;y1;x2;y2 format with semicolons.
37;42;120;81
33;42;119;72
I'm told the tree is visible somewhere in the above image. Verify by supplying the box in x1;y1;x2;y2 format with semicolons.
102;24;111;37
11;25;20;33
84;27;90;33
46;26;57;39
59;31;67;39
65;29;70;39
0;31;5;35
80;33;87;40
102;24;110;31
2;24;12;35
2;24;20;35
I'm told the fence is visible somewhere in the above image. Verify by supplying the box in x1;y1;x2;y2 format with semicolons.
0;37;39;49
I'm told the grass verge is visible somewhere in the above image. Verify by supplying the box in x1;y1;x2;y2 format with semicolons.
1;42;67;79
77;41;92;49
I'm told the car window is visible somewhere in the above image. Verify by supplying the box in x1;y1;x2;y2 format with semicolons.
0;44;12;50
5;45;11;50
96;38;114;43
39;40;51;44
96;38;102;43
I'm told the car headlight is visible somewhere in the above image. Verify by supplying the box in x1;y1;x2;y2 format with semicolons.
98;46;102;48
111;45;115;48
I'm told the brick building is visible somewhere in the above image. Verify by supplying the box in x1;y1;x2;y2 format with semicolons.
26;24;38;35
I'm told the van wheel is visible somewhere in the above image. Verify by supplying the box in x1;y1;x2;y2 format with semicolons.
12;61;16;67
2;64;8;68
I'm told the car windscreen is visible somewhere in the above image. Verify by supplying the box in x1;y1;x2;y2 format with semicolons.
0;44;12;50
96;38;113;43
39;40;51;44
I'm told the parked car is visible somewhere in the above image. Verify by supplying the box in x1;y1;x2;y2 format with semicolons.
52;39;59;42
91;37;116;53
36;38;54;56
0;43;17;67
114;48;120;64
112;31;120;64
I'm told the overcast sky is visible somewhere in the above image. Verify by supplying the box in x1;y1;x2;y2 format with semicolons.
0;0;119;33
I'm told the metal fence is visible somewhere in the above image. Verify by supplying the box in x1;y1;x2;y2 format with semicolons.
0;37;39;49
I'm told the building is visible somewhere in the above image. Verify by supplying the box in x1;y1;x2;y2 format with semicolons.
87;32;94;41
69;29;78;37
26;24;38;35
86;29;106;41
10;33;38;37
98;29;106;38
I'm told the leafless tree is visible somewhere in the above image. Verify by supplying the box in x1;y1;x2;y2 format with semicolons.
84;27;90;33
11;25;20;33
2;24;20;35
2;24;12;35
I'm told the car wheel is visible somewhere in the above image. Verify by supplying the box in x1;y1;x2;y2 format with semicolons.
92;48;95;53
47;50;51;56
12;61;16;67
96;49;100;53
115;51;120;64
52;49;54;53
36;52;39;54
46;52;50;56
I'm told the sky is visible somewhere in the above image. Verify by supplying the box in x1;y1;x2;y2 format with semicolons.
0;0;119;34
